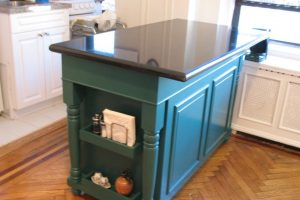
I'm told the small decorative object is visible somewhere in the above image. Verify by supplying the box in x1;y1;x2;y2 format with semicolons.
115;169;134;196
102;109;136;146
92;114;101;134
91;172;111;189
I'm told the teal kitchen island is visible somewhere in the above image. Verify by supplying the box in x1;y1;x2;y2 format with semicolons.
50;19;268;200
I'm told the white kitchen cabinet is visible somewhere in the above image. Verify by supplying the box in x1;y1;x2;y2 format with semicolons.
232;61;300;148
12;30;46;109
44;27;69;99
12;26;69;109
0;10;69;119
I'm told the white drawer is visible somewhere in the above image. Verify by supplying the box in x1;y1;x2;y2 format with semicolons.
10;10;69;34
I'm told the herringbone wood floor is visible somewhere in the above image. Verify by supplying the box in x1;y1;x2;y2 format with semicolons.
0;120;299;200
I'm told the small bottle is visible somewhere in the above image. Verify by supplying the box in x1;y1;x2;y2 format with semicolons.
92;114;101;134
100;115;107;137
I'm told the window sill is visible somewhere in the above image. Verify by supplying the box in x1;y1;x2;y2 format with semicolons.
245;55;300;77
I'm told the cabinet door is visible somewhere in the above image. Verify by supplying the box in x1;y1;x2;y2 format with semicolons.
43;26;69;98
204;66;238;156
12;31;46;109
166;86;209;194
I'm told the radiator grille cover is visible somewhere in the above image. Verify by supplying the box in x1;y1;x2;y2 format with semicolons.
239;74;280;125
280;82;300;134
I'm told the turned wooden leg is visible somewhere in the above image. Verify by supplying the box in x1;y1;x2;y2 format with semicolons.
67;104;81;184
142;130;160;200
141;103;165;200
63;81;84;191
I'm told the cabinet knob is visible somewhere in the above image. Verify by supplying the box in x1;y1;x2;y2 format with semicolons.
37;33;43;37
43;32;50;36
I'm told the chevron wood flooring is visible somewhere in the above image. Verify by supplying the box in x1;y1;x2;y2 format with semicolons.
0;122;299;200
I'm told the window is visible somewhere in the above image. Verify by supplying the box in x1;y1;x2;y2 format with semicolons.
232;0;300;46
94;31;115;56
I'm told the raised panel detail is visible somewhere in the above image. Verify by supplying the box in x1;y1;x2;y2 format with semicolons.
239;73;280;125
10;10;69;34
205;67;237;155
167;87;208;193
13;32;46;109
280;82;300;134
44;27;69;98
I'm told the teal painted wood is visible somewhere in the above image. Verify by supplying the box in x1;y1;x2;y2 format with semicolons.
68;176;141;200
67;104;81;195
74;88;144;197
63;81;84;195
154;56;241;200
141;103;165;200
204;66;238;156
62;56;160;105
62;54;242;105
225;55;245;134
62;53;244;200
79;125;142;159
168;86;208;193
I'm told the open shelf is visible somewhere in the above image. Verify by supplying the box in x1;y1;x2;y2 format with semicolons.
81;173;141;200
79;125;142;159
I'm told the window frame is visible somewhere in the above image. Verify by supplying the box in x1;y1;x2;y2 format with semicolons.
232;0;300;27
232;0;300;46
232;0;300;59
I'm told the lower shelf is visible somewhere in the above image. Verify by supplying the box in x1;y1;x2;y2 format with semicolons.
68;174;141;200
79;125;142;159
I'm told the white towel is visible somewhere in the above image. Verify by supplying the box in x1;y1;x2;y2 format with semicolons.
103;109;136;147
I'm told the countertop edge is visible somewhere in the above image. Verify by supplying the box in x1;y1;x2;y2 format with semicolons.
49;44;187;82
185;34;269;80
50;34;268;82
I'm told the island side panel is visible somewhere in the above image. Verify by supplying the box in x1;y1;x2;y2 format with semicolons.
61;53;244;200
61;55;160;105
155;55;242;200
61;55;166;200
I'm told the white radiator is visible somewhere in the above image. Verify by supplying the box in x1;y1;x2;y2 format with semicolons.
232;60;300;148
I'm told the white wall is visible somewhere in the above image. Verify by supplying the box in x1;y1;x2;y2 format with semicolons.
217;0;235;26
115;0;235;27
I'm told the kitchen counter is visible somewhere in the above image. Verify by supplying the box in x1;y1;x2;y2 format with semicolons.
0;1;70;14
0;1;70;119
50;19;268;200
50;19;267;81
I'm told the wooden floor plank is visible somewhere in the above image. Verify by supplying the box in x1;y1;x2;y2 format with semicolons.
0;123;300;200
0;119;67;159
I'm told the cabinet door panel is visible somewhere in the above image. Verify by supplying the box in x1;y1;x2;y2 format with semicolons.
10;10;69;34
167;87;208;193
44;26;69;98
204;66;237;156
280;81;300;134
12;31;46;109
239;73;280;125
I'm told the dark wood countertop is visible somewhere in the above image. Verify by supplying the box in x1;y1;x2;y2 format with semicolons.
50;19;268;81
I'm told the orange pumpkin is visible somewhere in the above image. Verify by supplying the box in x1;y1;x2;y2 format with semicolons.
115;170;133;196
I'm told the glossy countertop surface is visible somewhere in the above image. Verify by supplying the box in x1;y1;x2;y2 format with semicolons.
0;1;70;14
50;19;268;81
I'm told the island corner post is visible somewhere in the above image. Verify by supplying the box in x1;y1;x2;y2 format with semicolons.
50;19;268;200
